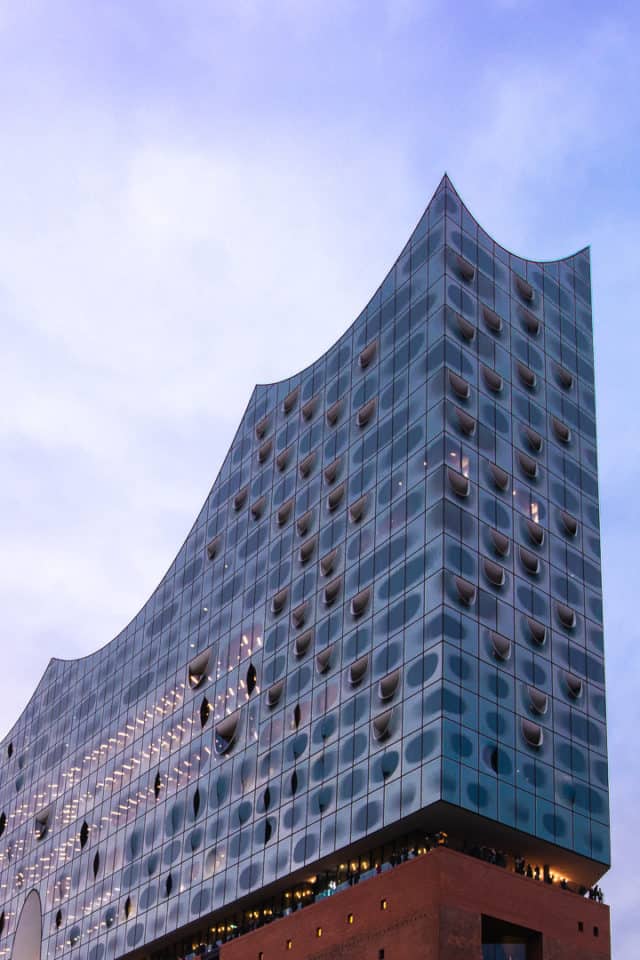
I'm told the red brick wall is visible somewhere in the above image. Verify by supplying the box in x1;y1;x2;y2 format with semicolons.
220;847;610;960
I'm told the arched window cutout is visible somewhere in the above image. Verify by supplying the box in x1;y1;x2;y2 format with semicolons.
482;305;502;334
320;549;338;576
521;308;540;335
215;711;241;755
481;365;503;393
206;535;221;561
154;772;162;799
255;416;270;440
233;486;249;511
299;536;317;564
554;364;574;389
324;577;342;606
483;558;505;587
515;275;534;302
316;644;335;674
379;670;400;701
323;458;341;485
283;387;299;415
246;663;257;695
524;426;543;453
302;395;318;422
526;617;546;645
124;896;132;919
326;399;342;427
165;873;173;897
258;439;273;463
551;416;572;444
267;680;284;707
516;362;537;389
522;718;543;748
490;528;510;556
79;820;89;849
200;697;211;729
447;467;469;498
491;631;511;661
193;787;201;818
277;499;294;526
556;603;576;629
296;510;313;536
448;369;470;399
350;587;371;618
295;630;313;657
55;909;62;929
455;253;475;281
0;812;7;837
349;494;368;523
489;463;510;491
359;340;378;369
299;452;316;479
7;743;12;758
519;547;540;576
35;804;53;841
263;785;272;810
356;398;377;428
372;709;394;742
251;496;266;521
566;673;583;699
327;482;346;512
290;770;299;794
560;511;578;537
188;650;211;689
276;447;291;472
93;851;101;878
456;313;476;341
271;587;289;615
454;406;476;436
349;655;369;686
517;450;538;479
454;575;476;606
528;687;548;715
291;603;309;629
525;520;544;546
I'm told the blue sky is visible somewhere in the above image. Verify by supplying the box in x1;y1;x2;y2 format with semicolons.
1;0;638;954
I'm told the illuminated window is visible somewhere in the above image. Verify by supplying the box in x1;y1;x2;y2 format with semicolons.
347;913;354;924
286;939;293;950
316;927;323;937
380;898;388;910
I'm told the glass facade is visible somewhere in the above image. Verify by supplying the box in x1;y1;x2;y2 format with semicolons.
0;176;608;959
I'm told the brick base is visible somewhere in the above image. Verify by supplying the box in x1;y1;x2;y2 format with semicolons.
220;847;610;960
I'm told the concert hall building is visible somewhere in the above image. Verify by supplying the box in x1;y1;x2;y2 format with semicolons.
3;176;610;959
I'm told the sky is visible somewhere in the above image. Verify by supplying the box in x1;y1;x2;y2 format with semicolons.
0;0;638;954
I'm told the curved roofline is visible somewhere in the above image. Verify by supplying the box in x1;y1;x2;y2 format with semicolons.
252;172;590;394
4;172;591;743
443;172;590;264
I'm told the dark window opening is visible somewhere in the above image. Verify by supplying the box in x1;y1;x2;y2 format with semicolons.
482;915;542;960
200;697;211;728
79;820;89;848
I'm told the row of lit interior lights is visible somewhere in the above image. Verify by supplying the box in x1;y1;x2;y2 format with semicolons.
0;651;264;912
